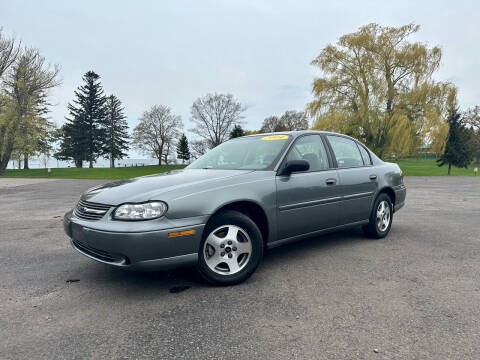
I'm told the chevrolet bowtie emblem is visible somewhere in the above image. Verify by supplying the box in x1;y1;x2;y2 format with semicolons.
80;206;105;214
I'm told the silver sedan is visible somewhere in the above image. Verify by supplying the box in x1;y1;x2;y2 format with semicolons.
64;131;406;285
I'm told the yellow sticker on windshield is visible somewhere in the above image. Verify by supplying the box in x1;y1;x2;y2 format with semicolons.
261;135;289;140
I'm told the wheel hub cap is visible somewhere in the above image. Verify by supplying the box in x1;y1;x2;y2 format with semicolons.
203;225;252;275
376;200;391;232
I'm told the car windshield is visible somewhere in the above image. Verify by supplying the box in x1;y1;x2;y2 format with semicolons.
187;135;290;170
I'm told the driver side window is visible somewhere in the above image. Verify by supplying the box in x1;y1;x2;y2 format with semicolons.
286;135;329;171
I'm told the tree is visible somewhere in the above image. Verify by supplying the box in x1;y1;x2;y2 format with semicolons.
132;105;182;165
436;108;474;175
176;133;190;163
244;129;260;136
260;116;286;133
102;95;129;168
55;71;107;168
280;110;309;131
161;137;175;165
190;139;209;159
40;125;62;168
55;119;82;167
463;106;480;163
309;23;453;158
15;116;56;169
191;93;245;148
260;111;308;133
0;30;20;146
464;106;480;129
0;29;20;79
230;124;245;138
0;47;60;175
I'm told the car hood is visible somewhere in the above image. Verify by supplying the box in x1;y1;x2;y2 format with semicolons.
82;169;253;205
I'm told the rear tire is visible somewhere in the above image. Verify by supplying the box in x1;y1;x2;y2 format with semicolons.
363;193;393;239
197;210;263;285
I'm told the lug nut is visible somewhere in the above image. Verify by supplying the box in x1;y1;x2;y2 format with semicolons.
221;252;225;256
220;244;225;248
228;253;233;258
227;240;232;245
233;247;237;251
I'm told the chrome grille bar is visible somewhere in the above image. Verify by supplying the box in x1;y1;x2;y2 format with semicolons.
74;199;111;221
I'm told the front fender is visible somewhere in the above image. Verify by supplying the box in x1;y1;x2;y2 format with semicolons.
165;171;277;242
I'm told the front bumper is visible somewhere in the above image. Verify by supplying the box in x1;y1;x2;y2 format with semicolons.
63;210;205;271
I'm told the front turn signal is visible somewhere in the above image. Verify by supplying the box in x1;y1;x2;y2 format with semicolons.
168;229;196;237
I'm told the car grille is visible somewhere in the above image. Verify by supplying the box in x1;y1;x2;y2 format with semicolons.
74;199;111;221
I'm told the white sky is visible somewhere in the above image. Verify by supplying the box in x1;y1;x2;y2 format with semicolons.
1;0;479;157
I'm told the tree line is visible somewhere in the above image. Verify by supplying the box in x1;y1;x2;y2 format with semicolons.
55;71;129;168
2;23;479;175
53;79;311;167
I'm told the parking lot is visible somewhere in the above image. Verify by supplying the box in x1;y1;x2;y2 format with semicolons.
1;176;479;359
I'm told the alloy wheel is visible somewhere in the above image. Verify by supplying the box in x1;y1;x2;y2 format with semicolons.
376;200;391;232
203;225;252;275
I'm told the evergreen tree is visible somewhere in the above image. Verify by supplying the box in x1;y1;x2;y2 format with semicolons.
55;71;106;168
176;133;190;163
437;109;474;175
102;95;129;167
230;124;245;138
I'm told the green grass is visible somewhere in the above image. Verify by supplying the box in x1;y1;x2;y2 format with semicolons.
2;164;186;179
395;158;479;176
1;158;478;179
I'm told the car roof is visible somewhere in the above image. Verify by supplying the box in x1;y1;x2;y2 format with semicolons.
244;130;356;140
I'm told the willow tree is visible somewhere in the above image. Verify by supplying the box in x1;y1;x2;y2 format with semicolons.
309;23;454;157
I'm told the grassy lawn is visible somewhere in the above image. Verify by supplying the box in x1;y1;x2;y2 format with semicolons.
1;158;478;179
2;164;186;179
396;158;478;176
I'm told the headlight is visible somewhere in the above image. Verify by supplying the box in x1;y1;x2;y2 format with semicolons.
113;201;167;220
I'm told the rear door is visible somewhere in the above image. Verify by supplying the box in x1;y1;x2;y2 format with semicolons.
325;135;378;225
276;134;342;240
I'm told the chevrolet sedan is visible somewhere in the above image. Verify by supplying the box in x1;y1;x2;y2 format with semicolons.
64;131;406;285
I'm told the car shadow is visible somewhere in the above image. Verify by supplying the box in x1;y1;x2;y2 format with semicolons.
83;227;366;293
93;262;204;292
264;227;366;264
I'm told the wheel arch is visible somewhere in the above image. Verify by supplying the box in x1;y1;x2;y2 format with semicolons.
206;200;270;245
377;186;396;205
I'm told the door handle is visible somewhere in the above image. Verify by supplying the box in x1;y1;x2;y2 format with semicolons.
369;174;377;180
325;178;337;185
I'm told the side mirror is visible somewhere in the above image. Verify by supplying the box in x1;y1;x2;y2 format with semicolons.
281;160;310;175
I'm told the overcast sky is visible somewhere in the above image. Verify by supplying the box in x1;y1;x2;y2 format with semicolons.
1;0;479;157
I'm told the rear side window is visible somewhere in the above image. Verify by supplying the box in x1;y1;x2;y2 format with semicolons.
327;135;364;168
357;144;372;165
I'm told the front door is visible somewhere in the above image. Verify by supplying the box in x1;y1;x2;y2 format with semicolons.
276;135;342;240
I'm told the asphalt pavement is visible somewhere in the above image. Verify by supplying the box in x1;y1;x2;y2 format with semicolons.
1;176;479;359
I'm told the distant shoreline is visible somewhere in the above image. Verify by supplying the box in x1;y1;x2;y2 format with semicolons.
6;158;168;170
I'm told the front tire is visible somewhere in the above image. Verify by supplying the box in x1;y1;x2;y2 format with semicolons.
363;193;393;239
197;210;263;285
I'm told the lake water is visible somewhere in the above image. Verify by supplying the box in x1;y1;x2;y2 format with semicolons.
7;157;163;169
